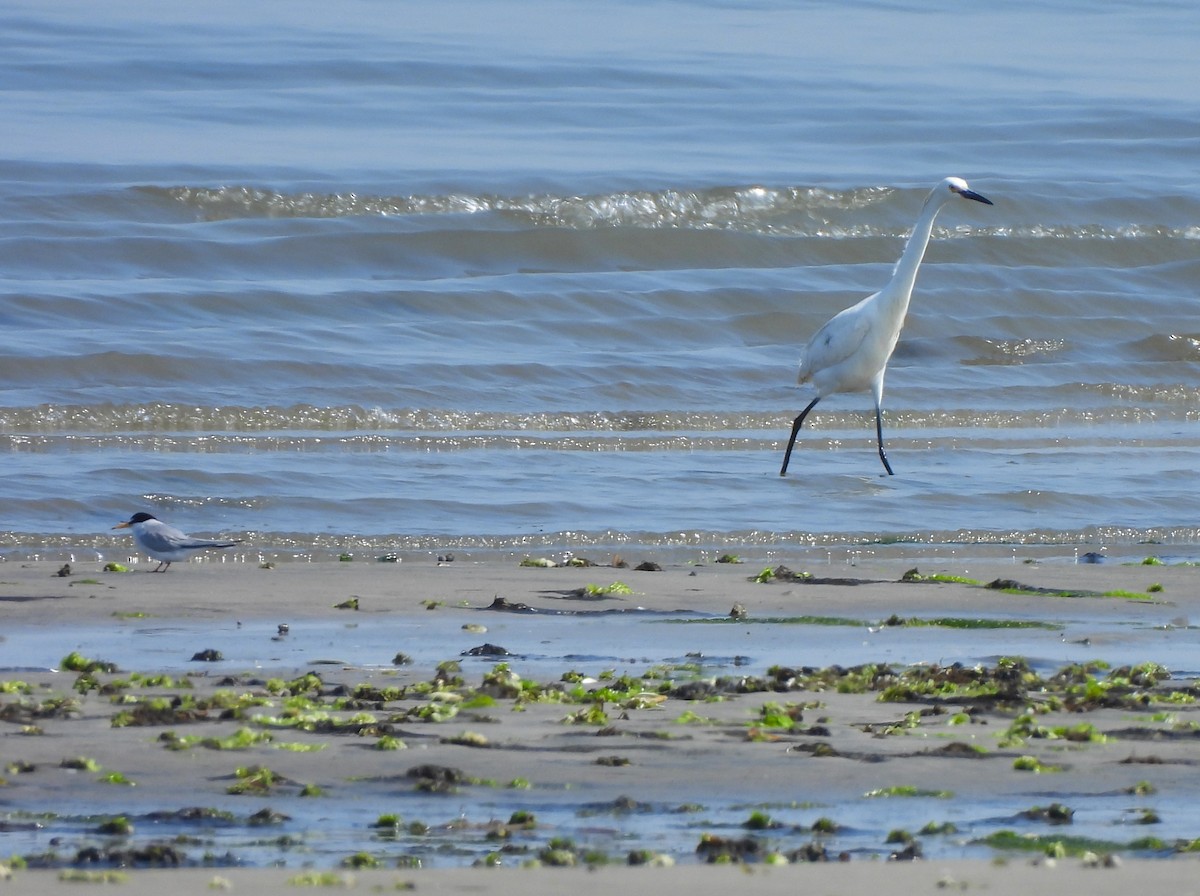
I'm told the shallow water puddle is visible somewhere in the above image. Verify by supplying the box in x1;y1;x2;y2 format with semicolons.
3;774;1194;869
2;607;1196;679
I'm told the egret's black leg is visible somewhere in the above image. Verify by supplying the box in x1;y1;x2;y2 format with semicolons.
875;405;894;476
779;397;821;477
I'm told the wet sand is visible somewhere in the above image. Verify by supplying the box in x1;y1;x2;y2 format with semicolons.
2;553;1200;892
7;549;1198;627
4;860;1200;896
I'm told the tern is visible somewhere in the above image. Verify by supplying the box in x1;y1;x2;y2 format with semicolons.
780;176;993;476
112;512;241;572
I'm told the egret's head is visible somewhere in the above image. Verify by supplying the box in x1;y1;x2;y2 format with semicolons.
944;176;992;205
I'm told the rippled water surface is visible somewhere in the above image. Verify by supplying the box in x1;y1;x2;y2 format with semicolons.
2;0;1199;560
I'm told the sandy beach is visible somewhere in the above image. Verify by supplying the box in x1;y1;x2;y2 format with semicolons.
4;860;1200;896
3;552;1200;894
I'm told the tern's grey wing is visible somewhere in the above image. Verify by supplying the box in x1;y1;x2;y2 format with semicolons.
137;521;196;553
179;538;241;549
138;520;240;552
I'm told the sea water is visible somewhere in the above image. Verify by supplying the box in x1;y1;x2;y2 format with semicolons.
2;0;1199;561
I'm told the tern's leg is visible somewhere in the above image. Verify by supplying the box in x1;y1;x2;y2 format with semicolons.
152;561;169;573
874;405;894;476
779;397;821;477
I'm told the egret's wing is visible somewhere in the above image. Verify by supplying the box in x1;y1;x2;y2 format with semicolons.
797;299;874;384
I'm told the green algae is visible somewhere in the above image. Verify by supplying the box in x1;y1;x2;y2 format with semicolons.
441;731;489;747
1013;756;1061;773
160;727;274;751
1020;802;1073;824
227;765;283;795
987;578;1156;601
675;709;718;725
95;816;134;836
752;701;804;730
286;870;356;886
919;821;959;836
340;851;382;869
900;569;982;585
752;567;778;583
976;829;1167;857
58;870;129;884
581;581;633;597
864;786;953;799
743;810;781;830
889;616;1061;630
562;704;609;725
61;652;118;674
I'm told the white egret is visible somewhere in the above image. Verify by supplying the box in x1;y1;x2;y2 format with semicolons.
112;512;241;572
780;176;992;476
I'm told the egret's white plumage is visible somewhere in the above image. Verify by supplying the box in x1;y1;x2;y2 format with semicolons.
112;512;241;572
780;176;992;476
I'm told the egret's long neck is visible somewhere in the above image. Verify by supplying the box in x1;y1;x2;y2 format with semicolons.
885;192;946;313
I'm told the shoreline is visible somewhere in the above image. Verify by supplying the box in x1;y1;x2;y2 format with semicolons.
3;532;1197;570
